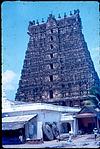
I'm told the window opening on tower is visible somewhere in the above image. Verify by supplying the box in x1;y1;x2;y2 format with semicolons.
50;64;53;69
51;29;53;33
50;75;53;82
50;44;53;49
51;36;53;41
50;53;53;58
49;90;53;98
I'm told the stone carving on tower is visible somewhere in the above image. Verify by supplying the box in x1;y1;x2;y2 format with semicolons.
15;10;100;107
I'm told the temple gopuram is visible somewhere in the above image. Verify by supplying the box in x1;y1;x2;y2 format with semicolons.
15;10;100;107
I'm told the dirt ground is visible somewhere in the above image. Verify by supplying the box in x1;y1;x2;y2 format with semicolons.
3;134;100;148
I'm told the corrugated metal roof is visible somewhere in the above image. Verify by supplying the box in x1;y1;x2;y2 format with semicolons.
2;114;37;123
2;114;37;130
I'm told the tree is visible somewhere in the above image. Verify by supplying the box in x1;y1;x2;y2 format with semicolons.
89;86;100;108
82;86;100;108
82;99;95;107
89;86;100;101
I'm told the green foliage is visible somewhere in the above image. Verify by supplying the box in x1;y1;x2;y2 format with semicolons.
89;86;100;101
83;86;100;108
88;86;100;108
82;100;95;107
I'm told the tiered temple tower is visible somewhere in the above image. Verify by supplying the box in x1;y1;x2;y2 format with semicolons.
15;10;100;107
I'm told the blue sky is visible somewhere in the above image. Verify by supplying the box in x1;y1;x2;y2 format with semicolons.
2;1;100;100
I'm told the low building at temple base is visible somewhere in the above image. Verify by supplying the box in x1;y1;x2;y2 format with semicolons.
2;100;100;144
75;106;100;134
2;114;37;144
2;101;80;144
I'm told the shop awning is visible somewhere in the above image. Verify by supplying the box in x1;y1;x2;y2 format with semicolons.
61;115;74;121
76;113;97;118
2;114;37;130
2;122;26;130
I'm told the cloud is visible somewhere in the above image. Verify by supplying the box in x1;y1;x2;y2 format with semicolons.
2;70;19;91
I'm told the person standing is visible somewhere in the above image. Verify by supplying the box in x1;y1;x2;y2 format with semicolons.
93;128;98;141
